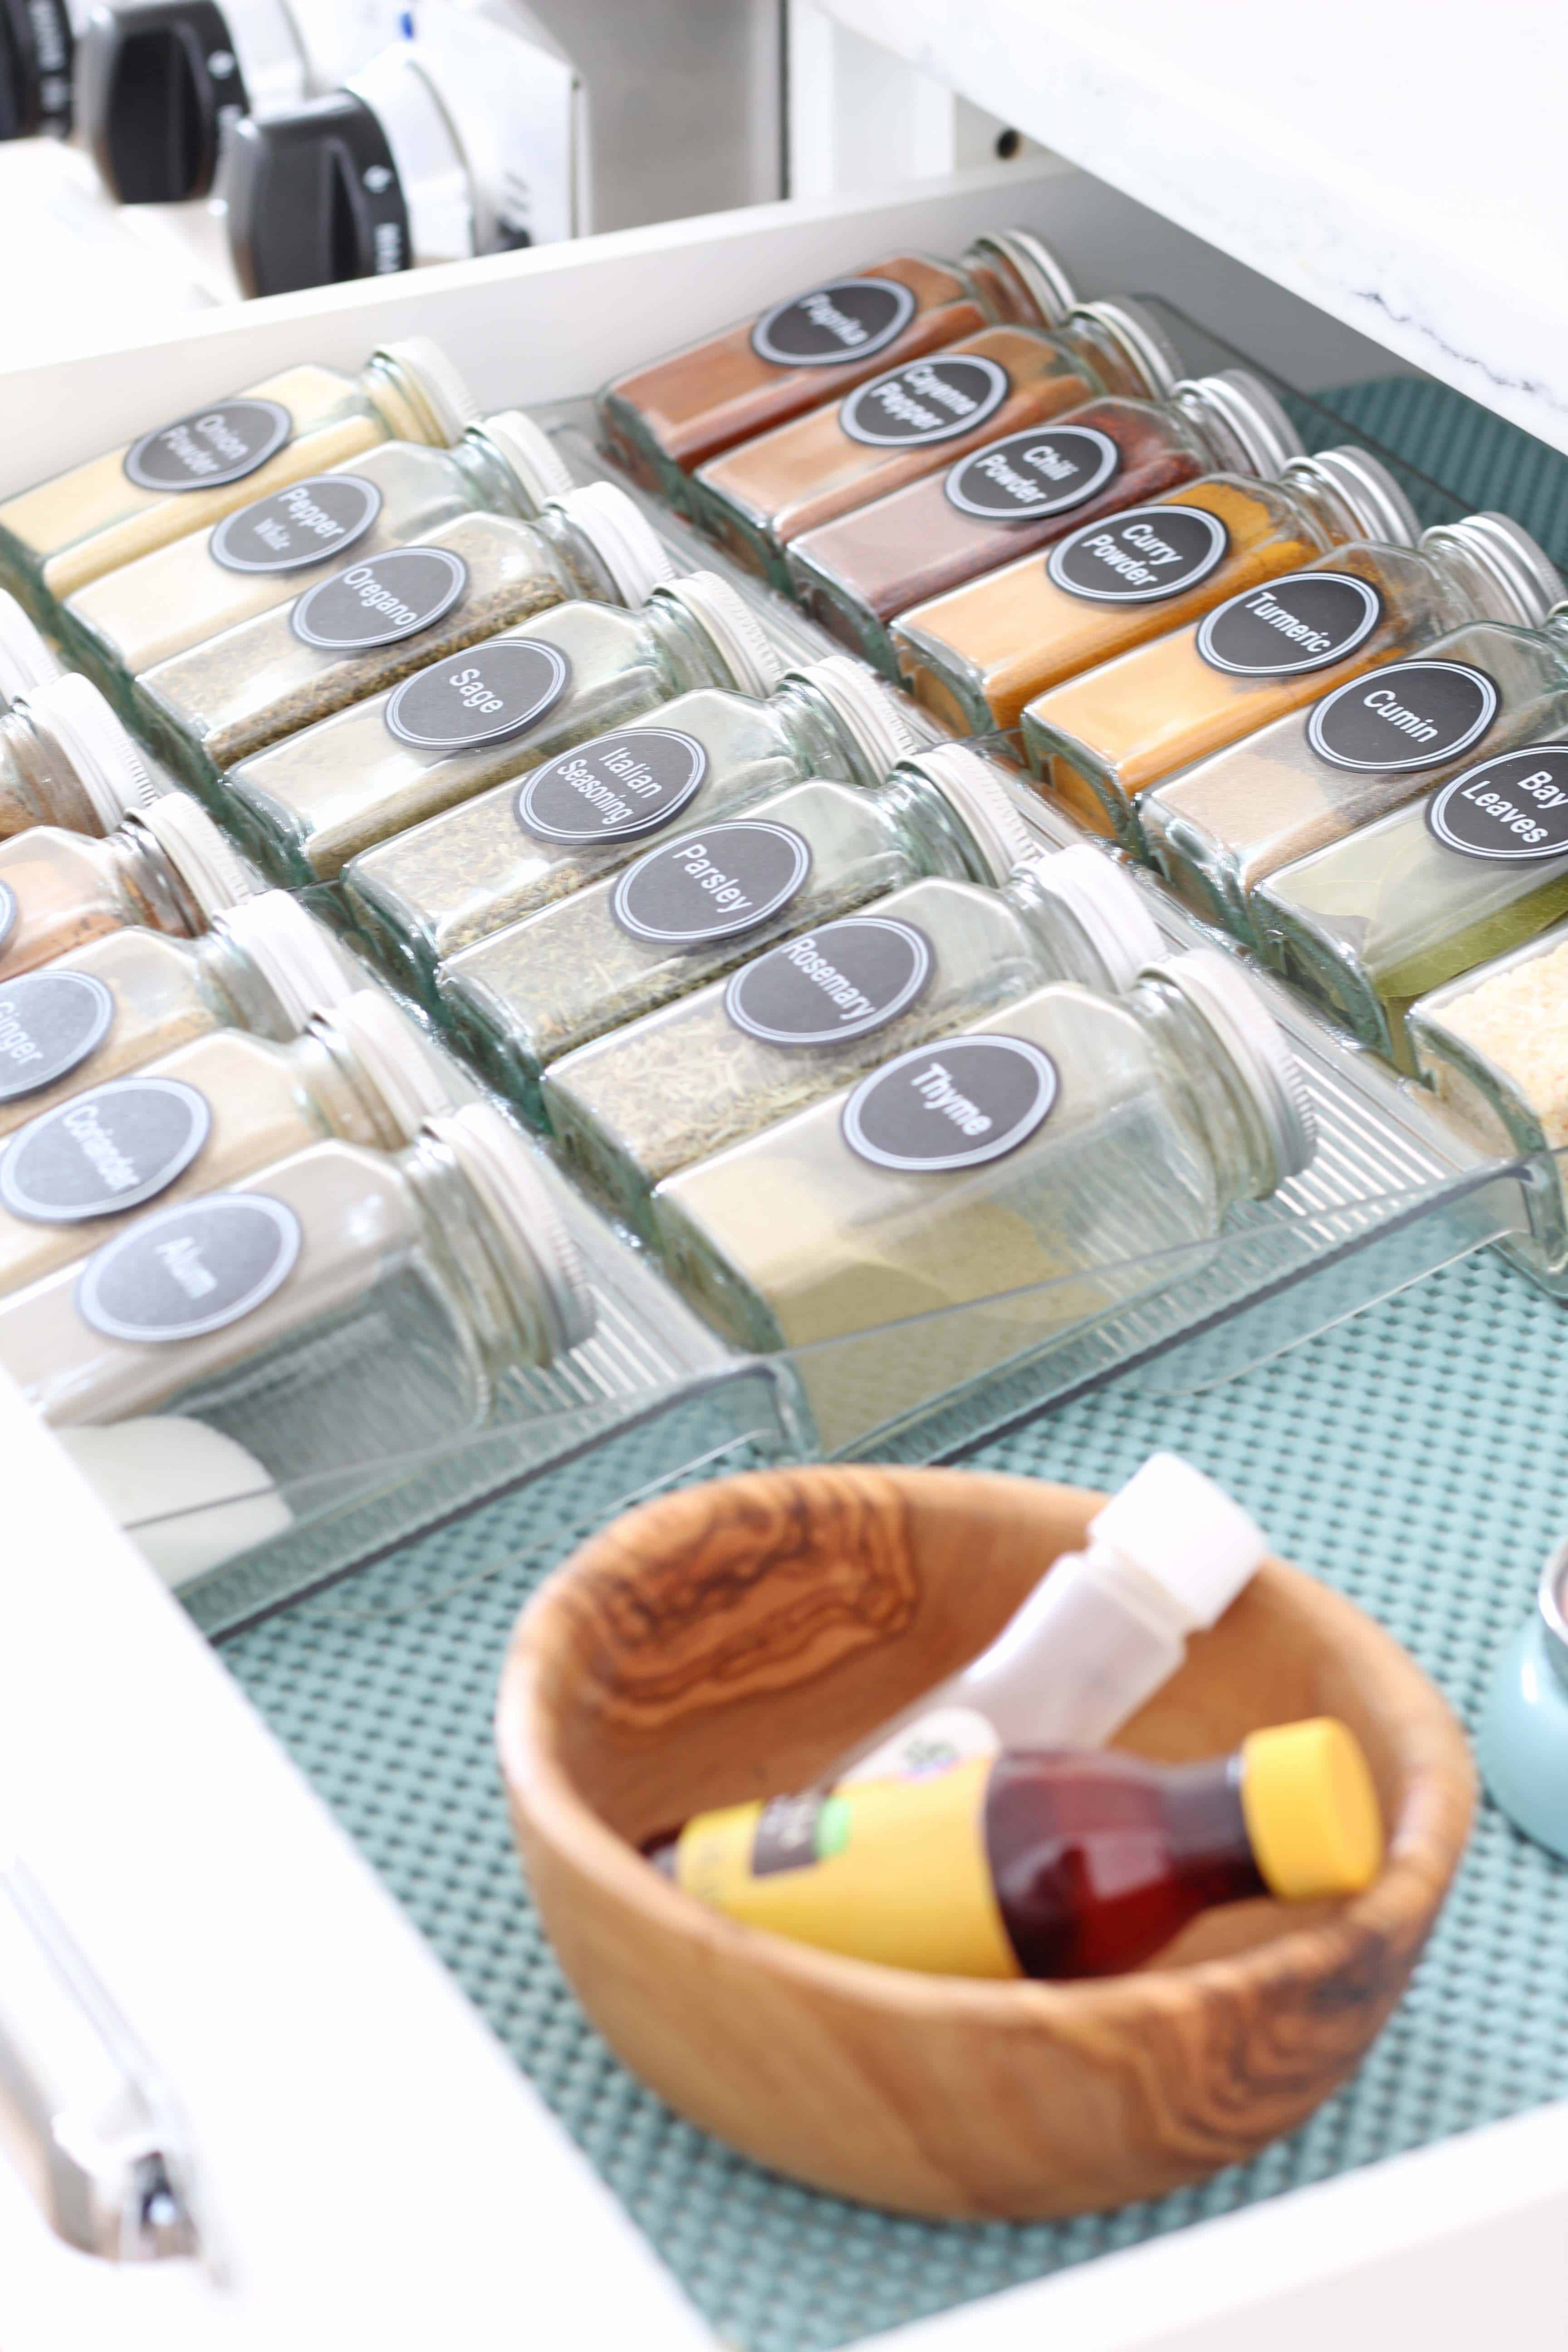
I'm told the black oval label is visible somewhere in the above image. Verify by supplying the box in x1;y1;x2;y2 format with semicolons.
838;355;1010;450
1047;503;1229;602
1196;570;1382;677
124;398;293;493
386;639;571;752
210;473;383;574
945;425;1120;523
726;916;932;1045
1307;658;1498;774
842;1034;1057;1173
611;821;810;946
75;1191;301;1343
750;276;917;368
0;880;15;956
517;727;708;845
1426;744;1568;861
0;972;114;1102
291;546;469;652
0;1077;211;1224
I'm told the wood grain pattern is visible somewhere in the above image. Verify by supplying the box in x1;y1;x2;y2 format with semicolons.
496;1465;1475;2220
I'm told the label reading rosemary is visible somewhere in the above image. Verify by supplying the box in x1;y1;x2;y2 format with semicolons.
1426;745;1568;860
1307;659;1498;772
210;474;383;574
726;916;932;1045
0;1077;211;1223
839;355;1010;450
291;546;468;652
945;425;1120;522
0;880;15;955
517;727;708;844
750;277;917;369
611;821;810;945
842;1034;1058;1172
1047;503;1229;602
75;1192;301;1343
124;399;292;493
1196;571;1382;677
386;639;571;751
0;972;113;1101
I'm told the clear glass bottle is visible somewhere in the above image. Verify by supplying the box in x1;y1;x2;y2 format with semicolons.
0;673;152;841
597;228;1077;506
785;368;1301;678
0;336;476;620
341;652;921;1010
891;447;1415;738
59;407;574;689
1023;510;1561;854
1144;603;1568;945
132;481;677;803
0;790;254;981
0;589;63;713
0;986;462;1295
0;889;361;1142
689;300;1182;592
650;949;1314;1457
221;569;787;891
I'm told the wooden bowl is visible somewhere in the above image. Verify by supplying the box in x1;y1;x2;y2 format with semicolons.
496;1465;1475;2219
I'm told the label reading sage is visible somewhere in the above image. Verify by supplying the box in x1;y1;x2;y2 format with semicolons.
726;916;932;1045
750;277;917;369
945;425;1120;522
1306;659;1498;772
124;399;292;493
385;638;571;752
1426;744;1568;860
611;822;811;946
291;546;468;652
838;355;1010;450
842;1034;1058;1172
0;972;114;1102
0;879;15;955
0;1077;211;1223
1196;571;1382;677
517;727;708;844
210;474;383;574
1047;504;1229;602
75;1191;301;1343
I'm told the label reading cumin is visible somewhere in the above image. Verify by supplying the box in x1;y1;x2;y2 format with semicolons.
1306;659;1498;772
516;727;708;844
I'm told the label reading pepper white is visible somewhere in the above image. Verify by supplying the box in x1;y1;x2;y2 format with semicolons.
842;1034;1057;1172
0;972;114;1101
1426;744;1568;859
1306;659;1498;772
0;1077;211;1223
1196;570;1382;677
210;474;382;574
750;277;917;368
1047;503;1229;602
725;916;932;1045
838;355;1010;450
385;639;571;751
124;399;292;493
517;727;708;844
75;1192;301;1343
610;821;810;945
945;425;1120;522
291;546;468;652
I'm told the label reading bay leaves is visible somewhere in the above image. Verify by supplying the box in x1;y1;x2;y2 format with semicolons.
839;355;1010;450
0;971;114;1102
842;1034;1058;1172
124;399;293;493
750;277;917;369
291;545;468;652
75;1192;301;1343
0;1077;211;1223
517;726;708;844
945;425;1120;522
726;916;932;1045
210;473;382;574
385;638;571;751
611;821;810;945
1426;744;1568;860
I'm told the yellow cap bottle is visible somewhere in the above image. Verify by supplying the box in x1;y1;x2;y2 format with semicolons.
1240;1716;1385;1899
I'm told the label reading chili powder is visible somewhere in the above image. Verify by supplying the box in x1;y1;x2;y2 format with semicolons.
517;727;708;844
1047;504;1229;602
76;1192;301;1343
0;972;113;1101
726;916;931;1046
751;278;917;369
291;546;469;652
0;1077;211;1223
843;1034;1057;1172
1426;744;1568;860
945;426;1120;522
210;474;383;574
839;356;1010;450
1306;659;1499;773
611;821;810;946
386;639;571;751
124;399;293;493
0;881;15;956
1196;571;1382;677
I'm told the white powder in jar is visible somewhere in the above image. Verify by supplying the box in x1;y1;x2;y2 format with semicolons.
1436;938;1568;1147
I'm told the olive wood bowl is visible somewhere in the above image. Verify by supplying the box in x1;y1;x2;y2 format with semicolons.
496;1465;1475;2219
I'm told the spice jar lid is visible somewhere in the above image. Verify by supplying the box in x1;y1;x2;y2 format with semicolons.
468;410;575;513
904;742;1039;882
0;590;61;706
970;229;1077;327
657;572;786;699
1031;843;1166;992
552;482;679;607
1419;512;1566;628
129;794;256;924
21;674;152;833
1173;369;1304;478
1150;947;1318;1185
1091;1452;1266;1630
1065;299;1183;399
316;989;463;1145
215;892;363;1033
1281;447;1421;549
428;1102;596;1361
790;654;923;782
374;337;480;445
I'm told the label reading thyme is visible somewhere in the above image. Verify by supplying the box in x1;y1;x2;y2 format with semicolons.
0;1077;211;1223
838;355;1010;450
1196;571;1382;677
1306;659;1498;772
210;474;383;574
611;821;810;945
842;1034;1058;1172
750;277;917;368
385;638;571;751
517;727;708;844
1047;504;1230;602
0;971;114;1102
1426;744;1568;860
124;399;293;493
75;1192;301;1343
945;425;1120;522
291;546;469;652
726;916;932;1045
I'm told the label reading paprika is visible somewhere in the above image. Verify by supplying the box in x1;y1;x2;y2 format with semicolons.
839;355;1010;450
125;399;292;493
1426;743;1568;860
1047;503;1229;602
945;425;1119;522
750;277;917;368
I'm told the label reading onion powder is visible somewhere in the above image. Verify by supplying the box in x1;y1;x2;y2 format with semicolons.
726;916;932;1045
0;971;114;1102
611;821;810;945
291;546;468;652
386;639;571;751
1196;571;1382;677
945;425;1120;522
1306;659;1498;772
750;278;917;368
842;1034;1057;1172
839;355;1010;450
1047;504;1229;602
124;399;292;493
517;727;708;844
1426;744;1568;860
76;1192;301;1343
210;474;382;574
0;1077;211;1223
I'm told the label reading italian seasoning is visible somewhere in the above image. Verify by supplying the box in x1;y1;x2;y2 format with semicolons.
124;399;292;493
517;727;708;844
291;546;468;652
0;972;113;1101
838;355;1010;450
1196;570;1382;677
0;1078;211;1223
0;880;15;955
725;916;931;1045
1047;503;1229;602
386;639;571;751
610;821;810;945
842;1034;1057;1172
750;277;917;368
1426;744;1568;860
75;1192;301;1343
945;425;1120;522
1306;659;1498;772
210;474;382;574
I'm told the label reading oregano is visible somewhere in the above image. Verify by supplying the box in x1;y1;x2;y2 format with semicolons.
0;1078;211;1224
611;821;810;946
1047;504;1229;602
750;277;917;369
517;727;708;844
0;972;114;1102
945;425;1120;522
210;474;382;574
1306;659;1499;772
838;355;1010;450
726;916;932;1045
1196;570;1382;677
124;399;292;493
842;1034;1058;1172
1426;744;1568;860
75;1192;301;1344
385;638;571;752
291;546;468;652
0;879;15;956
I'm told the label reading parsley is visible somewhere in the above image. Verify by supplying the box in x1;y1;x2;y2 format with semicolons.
726;916;932;1045
838;355;1009;449
1196;570;1382;676
386;639;570;751
750;277;917;368
124;399;292;492
945;425;1120;522
75;1192;301;1343
210;473;382;573
842;1034;1058;1172
0;1078;211;1223
610;821;810;945
1426;744;1568;859
0;972;114;1102
291;546;468;652
1306;659;1498;772
1047;503;1229;602
517;727;708;844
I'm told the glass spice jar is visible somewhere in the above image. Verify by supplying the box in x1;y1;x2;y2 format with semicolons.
891;446;1415;739
688;300;1182;593
596;228;1077;505
340;652;920;1010
59;407;574;691
132;482;678;802
220;569;787;891
0;790;254;982
0;673;153;842
0;590;63;712
0;336;476;622
0;889;362;1143
2;1102;594;1475
1022;507;1560;853
786;368;1302;678
0;987;464;1297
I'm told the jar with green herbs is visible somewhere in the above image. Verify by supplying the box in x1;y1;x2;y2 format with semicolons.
0;792;253;982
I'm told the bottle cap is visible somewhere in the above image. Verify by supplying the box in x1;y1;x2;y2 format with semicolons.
21;674;151;833
1030;843;1165;992
129;793;256;924
656;572;786;699
791;654;922;782
1065;298;1183;399
1419;512;1566;628
316;989;462;1144
1151;947;1318;1185
428;1101;596;1360
1240;1717;1384;1899
969;229;1077;327
1281;447;1421;549
901;742;1038;882
1174;369;1304;478
214;891;363;1032
0;591;61;706
552;482;678;608
375;336;480;445
56;1418;293;1588
467;410;575;513
1089;1451;1267;1628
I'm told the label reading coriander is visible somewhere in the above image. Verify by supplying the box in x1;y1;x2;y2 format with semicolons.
842;1034;1057;1172
0;972;114;1102
611;821;810;946
1196;570;1382;677
517;727;708;844
1047;503;1229;602
726;916;931;1045
1306;659;1498;772
75;1192;301;1343
385;639;571;752
838;355;1009;450
945;425;1120;522
0;1078;211;1224
1426;744;1568;860
124;399;292;493
750;277;917;369
0;880;15;955
210;474;383;574
291;546;468;652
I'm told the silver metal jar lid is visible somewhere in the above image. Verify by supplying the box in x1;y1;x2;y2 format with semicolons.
1419;513;1566;628
1064;298;1184;399
904;742;1040;883
1281;446;1421;549
970;229;1077;327
656;571;786;699
128;794;255;924
315;989;462;1145
0;591;61;706
374;336;480;445
1030;843;1166;992
789;654;922;781
20;674;151;833
1172;369;1304;478
551;482;678;607
427;1101;595;1362
1150;947;1318;1185
467;410;575;513
214;892;363;1033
